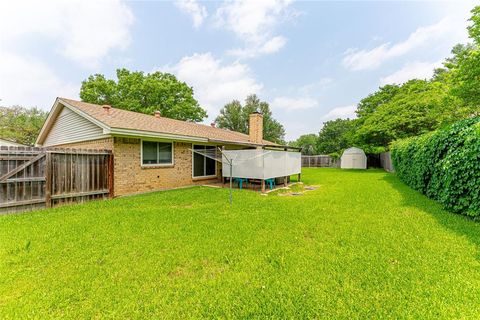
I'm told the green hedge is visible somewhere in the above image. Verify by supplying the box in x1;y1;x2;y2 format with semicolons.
391;117;480;217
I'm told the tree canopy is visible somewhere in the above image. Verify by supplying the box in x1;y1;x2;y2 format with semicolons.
0;106;48;145
355;84;400;119
80;68;207;122
291;5;480;154
215;95;286;144
289;134;318;155
353;79;465;147
317;119;354;154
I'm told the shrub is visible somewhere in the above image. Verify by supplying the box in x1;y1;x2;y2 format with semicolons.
391;117;480;217
328;152;340;160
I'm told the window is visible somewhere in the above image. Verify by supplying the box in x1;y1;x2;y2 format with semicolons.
193;145;216;177
142;141;173;166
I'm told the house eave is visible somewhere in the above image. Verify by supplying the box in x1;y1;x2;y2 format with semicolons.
107;128;209;143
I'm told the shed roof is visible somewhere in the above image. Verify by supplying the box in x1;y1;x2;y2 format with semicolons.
342;147;366;155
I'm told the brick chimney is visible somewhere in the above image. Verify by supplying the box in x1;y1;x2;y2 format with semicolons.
102;105;111;115
154;111;161;118
249;112;263;144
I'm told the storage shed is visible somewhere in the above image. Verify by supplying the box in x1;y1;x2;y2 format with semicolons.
340;147;367;169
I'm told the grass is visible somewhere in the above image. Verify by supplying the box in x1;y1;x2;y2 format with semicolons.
1;168;480;319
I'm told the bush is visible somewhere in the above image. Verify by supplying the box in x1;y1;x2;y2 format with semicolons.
328;152;340;160
391;117;480;217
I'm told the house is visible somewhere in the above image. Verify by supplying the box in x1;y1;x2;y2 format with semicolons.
0;138;27;147
36;97;296;196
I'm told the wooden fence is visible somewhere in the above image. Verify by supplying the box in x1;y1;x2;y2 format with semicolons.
301;155;340;168
380;151;394;172
0;146;113;214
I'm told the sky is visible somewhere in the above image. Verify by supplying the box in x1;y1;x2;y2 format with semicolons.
0;0;477;140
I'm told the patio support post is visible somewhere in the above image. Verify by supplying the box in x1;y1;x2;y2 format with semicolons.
261;179;266;193
284;176;288;187
229;159;233;204
298;173;301;182
222;146;226;188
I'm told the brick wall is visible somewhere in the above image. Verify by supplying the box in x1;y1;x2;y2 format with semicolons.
114;138;199;196
54;138;114;150
55;137;221;197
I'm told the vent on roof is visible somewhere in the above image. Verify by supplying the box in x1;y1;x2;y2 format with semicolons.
103;105;111;115
210;122;216;128
154;111;161;118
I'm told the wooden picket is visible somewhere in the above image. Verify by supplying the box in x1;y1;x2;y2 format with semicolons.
0;146;113;214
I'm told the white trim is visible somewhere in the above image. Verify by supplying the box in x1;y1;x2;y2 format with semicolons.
44;136;111;147
35;98;62;145
192;144;217;179
109;127;208;143
141;139;174;167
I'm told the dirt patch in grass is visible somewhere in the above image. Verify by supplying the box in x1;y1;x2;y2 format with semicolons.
271;183;320;196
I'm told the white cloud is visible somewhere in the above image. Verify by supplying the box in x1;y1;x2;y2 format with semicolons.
227;36;288;58
321;105;357;121
162;53;263;118
215;0;295;58
174;0;208;28
259;36;288;54
380;60;443;85
342;16;469;71
0;0;134;68
298;78;334;95
272;97;318;111
0;53;78;109
0;0;134;110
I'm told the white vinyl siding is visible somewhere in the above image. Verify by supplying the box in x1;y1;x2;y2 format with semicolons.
43;107;108;146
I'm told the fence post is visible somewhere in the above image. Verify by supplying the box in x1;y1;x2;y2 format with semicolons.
45;152;52;208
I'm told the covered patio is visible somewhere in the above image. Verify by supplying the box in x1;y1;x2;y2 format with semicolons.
221;148;302;193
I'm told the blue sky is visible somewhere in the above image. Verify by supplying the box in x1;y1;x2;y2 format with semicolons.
0;0;476;140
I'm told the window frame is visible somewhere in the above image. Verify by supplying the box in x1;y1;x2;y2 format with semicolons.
192;144;217;179
141;140;174;167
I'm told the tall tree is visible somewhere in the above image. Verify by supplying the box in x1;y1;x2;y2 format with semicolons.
289;134;318;155
355;84;401;119
214;94;286;144
0;106;48;145
448;6;480;113
80;68;207;122
353;79;463;147
317;118;354;154
468;5;480;43
214;100;245;133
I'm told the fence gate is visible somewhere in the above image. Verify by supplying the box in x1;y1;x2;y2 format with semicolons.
0;146;113;214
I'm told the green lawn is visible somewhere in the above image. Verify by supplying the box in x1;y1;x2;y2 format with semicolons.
1;169;480;319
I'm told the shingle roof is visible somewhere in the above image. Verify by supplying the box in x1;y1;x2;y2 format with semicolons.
58;98;277;146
